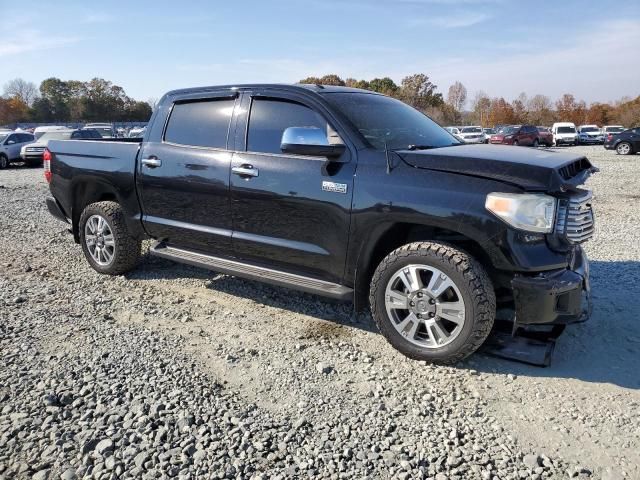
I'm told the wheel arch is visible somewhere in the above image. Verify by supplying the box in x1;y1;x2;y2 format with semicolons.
71;180;120;242
353;222;496;311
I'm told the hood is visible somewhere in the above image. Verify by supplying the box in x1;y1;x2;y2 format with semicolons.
398;144;597;192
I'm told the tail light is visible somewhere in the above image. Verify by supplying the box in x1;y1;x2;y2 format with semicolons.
607;134;613;142
43;148;52;183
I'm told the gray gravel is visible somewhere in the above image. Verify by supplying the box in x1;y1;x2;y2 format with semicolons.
1;145;638;479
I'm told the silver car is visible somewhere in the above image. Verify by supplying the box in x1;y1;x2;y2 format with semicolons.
0;131;36;169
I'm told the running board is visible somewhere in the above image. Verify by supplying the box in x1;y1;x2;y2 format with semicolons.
149;242;353;300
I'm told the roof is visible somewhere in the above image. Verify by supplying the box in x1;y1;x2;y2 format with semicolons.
164;83;380;98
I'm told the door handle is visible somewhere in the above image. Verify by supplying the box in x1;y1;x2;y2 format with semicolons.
141;157;162;168
232;164;259;178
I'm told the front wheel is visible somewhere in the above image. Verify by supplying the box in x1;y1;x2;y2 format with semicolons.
616;142;633;155
79;201;141;275
0;155;8;169
369;242;496;364
533;139;539;148
513;140;519;146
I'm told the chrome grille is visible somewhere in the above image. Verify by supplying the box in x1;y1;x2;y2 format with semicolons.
555;192;594;244
26;147;45;153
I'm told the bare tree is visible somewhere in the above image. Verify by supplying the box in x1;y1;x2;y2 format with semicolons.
471;90;491;126
446;81;467;113
3;78;39;106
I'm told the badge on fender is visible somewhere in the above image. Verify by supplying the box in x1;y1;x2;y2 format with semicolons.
322;181;347;194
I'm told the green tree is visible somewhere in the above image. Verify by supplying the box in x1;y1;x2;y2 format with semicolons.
400;74;443;110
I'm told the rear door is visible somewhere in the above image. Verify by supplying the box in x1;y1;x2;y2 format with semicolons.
229;90;356;284
136;92;238;255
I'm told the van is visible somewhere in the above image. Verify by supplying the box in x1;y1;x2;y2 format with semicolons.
551;122;577;146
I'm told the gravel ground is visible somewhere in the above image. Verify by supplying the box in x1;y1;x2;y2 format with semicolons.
0;145;638;480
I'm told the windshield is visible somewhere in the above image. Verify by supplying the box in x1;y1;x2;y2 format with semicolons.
484;129;495;134
94;128;113;136
40;131;73;141
461;127;482;133
322;93;460;150
500;126;517;135
558;126;576;134
606;127;624;133
0;134;8;143
581;127;599;132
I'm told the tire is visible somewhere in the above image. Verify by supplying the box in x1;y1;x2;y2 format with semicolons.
513;140;519;146
616;142;633;155
533;139;539;148
369;241;496;364
79;201;141;275
0;155;8;169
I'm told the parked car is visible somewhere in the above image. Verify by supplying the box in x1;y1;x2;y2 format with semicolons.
458;126;485;144
602;125;625;142
490;125;540;146
483;128;495;144
537;127;553;147
34;125;68;140
577;125;604;145
551;122;578;146
21;129;101;166
128;126;147;138
83;123;116;138
0;131;36;168
444;126;463;142
44;84;595;364
603;127;640;155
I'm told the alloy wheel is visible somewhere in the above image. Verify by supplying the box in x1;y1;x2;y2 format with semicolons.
385;264;466;349
84;214;116;266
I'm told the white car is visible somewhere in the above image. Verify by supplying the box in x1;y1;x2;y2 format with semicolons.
551;122;577;146
34;125;68;140
577;125;603;144
445;126;464;142
458;126;485;144
0;131;36;168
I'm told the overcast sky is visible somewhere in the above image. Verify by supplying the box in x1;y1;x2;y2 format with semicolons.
2;0;638;106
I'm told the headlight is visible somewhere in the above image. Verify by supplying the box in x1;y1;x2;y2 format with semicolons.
485;193;556;233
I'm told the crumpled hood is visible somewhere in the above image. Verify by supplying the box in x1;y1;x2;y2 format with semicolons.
399;144;597;192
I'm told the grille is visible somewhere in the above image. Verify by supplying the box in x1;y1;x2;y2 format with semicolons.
26;147;45;153
555;192;594;244
558;158;592;180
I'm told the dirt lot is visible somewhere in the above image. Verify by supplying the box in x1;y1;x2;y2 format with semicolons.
0;145;638;480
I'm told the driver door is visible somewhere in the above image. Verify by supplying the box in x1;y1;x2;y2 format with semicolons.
229;91;356;284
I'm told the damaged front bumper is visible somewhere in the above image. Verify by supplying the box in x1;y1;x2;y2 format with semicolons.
512;247;591;325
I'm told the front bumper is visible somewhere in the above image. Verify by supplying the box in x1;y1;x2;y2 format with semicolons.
511;247;590;325
579;136;603;144
555;137;576;144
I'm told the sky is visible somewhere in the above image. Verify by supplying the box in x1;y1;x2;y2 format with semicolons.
1;0;639;107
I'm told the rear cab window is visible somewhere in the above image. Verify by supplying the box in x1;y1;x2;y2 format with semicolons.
164;98;236;149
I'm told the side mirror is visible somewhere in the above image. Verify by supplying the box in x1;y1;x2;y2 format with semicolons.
281;127;346;159
7;140;16;145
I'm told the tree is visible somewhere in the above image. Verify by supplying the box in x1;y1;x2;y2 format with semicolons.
527;94;553;126
586;102;613;125
299;74;345;86
555;93;586;125
488;97;516;126
511;93;528;124
3;78;39;106
446;81;467;113
399;74;443;110
345;78;370;90
0;97;30;124
368;77;399;96
471;91;491;126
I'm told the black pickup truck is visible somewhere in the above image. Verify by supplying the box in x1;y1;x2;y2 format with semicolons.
44;84;596;364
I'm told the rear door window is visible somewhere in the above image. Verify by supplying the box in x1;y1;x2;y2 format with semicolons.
247;98;328;154
164;98;235;149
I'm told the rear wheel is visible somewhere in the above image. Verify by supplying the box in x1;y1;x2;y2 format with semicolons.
616;142;632;155
79;201;141;275
0;155;8;169
533;139;539;148
369;242;495;364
